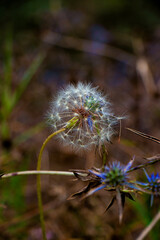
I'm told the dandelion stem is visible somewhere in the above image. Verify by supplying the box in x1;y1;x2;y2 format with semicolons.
37;128;65;240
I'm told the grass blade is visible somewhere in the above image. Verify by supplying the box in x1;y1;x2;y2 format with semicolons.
11;52;45;109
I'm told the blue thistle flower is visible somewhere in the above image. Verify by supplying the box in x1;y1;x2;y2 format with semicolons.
49;83;122;150
69;158;136;223
141;169;160;206
89;159;136;190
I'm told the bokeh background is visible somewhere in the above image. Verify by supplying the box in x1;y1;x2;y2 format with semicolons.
0;1;160;239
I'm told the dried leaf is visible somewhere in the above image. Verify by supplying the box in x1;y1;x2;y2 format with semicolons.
68;181;101;200
105;196;116;212
125;192;135;201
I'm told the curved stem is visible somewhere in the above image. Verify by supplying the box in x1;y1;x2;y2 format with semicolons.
37;128;65;240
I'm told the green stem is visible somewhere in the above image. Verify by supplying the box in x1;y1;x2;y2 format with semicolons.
37;128;65;240
102;144;107;168
94;122;106;167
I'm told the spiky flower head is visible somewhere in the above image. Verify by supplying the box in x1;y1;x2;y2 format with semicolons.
141;170;160;206
69;159;135;200
69;159;135;223
89;159;135;190
49;83;121;150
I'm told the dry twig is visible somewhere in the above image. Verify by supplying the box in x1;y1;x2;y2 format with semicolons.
136;211;160;240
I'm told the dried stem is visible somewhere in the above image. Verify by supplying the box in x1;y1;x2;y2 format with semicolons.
126;128;160;144
1;170;74;179
42;31;135;65
136;211;160;240
127;157;160;173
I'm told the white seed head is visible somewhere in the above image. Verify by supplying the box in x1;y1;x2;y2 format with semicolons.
48;83;121;150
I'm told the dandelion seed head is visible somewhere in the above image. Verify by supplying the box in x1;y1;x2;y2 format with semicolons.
48;82;121;150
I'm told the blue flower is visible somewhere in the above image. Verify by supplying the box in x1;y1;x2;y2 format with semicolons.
143;169;160;206
69;159;136;223
87;115;93;131
88;159;136;191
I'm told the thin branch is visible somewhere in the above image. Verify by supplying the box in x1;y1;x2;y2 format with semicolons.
42;32;135;65
126;128;160;144
1;170;74;179
127;156;160;172
136;211;160;240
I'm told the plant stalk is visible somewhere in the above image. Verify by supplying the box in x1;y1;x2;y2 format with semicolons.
37;128;65;240
1;170;74;179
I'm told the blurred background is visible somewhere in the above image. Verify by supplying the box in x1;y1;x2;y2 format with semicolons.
0;0;160;239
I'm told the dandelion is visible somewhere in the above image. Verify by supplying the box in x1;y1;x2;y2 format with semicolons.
37;83;122;238
69;158;136;222
49;82;121;150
